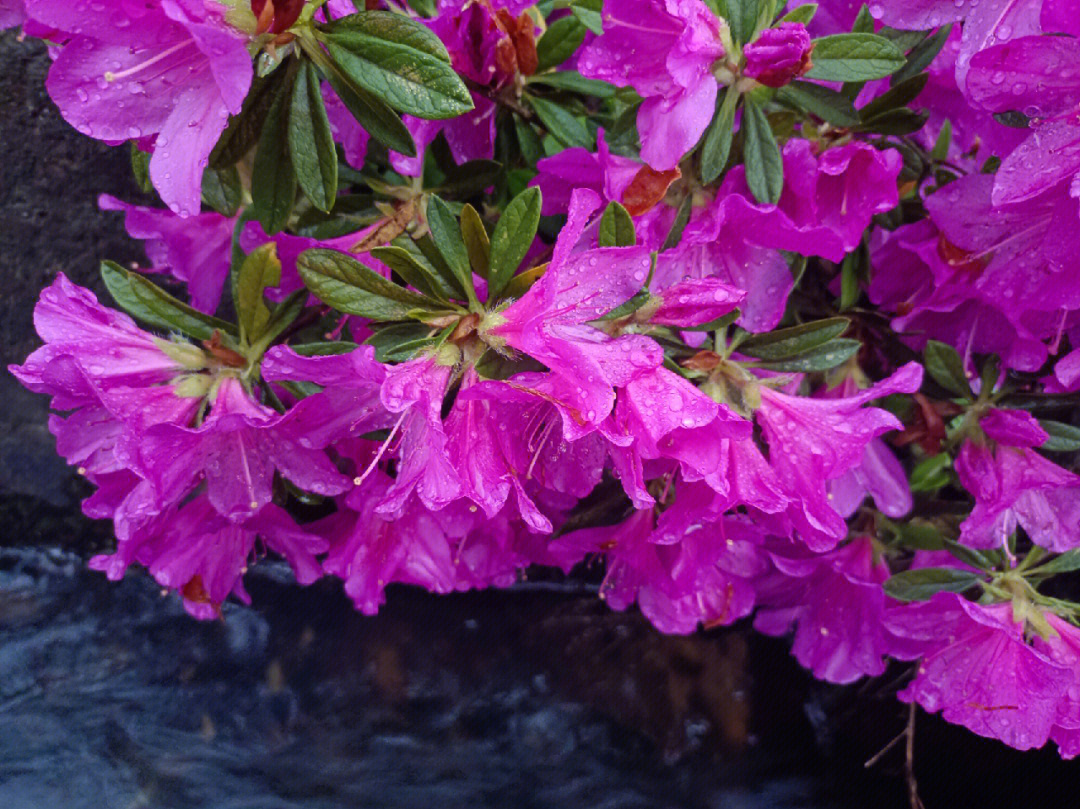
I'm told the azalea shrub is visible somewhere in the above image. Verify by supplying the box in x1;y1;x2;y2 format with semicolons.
7;0;1080;765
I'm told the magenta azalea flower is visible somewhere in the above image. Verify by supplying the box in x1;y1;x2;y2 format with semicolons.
956;409;1080;551
91;493;327;619
99;194;236;313
1;0;25;29
27;0;253;216
885;592;1072;751
135;377;351;523
487;189;662;437
756;362;923;551
754;536;895;684
530;129;641;215
743;22;813;89
1034;613;1080;759
578;0;724;170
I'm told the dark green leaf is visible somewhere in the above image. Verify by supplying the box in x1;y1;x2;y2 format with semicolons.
753;338;861;372
364;322;436;362
101;261;238;341
460;204;491;280
741;98;784;205
859;73;929;121
924;339;973;398
805;34;906;82
292;341;360;356
780;3;817;23
436;159;504;197
700;84;739;184
850;3;874;33
527;95;592;148
1031;550;1080;576
527;71;616;97
426;195;476;302
289;61;338;212
883;567;979;602
489;187;542;297
896;521;947;551
370;245;445;300
235;243;282;342
593;289;651;322
251;74;297;234
839;250;860;310
854;107;929;136
740;317;850;359
130;144;152;194
909;453;952;493
202;165;242;216
776;80;860;126
720;0;767;45
994;110;1032;128
598;201;636;247
931;119;953;161
893;24;953;85
320;11;472;119
405;0;437;16
661;194;694;251
942;539;995;572
297;248;445;320
536;15;587;73
415;233;470;300
321;67;417;155
210;71;285;170
1039;420;1080;453
249;288;308;357
570;0;603;35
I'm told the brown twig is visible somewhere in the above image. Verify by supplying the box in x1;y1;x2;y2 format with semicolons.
461;76;534;121
864;703;925;809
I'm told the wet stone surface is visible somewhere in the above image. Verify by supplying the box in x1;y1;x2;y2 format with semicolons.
0;547;906;809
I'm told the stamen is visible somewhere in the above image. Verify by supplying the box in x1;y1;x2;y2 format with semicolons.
104;39;196;83
526;418;556;479
352;413;406;488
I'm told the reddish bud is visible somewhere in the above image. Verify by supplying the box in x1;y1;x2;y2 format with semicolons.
621;166;682;216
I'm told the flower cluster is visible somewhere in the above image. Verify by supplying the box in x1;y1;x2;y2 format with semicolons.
7;0;1080;767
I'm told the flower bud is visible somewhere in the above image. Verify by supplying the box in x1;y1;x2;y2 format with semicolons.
251;0;304;35
743;22;814;89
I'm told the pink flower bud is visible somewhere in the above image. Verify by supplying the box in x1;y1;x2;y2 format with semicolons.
743;22;814;89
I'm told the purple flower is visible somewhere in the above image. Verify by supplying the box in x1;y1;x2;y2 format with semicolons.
27;0;254;216
743;22;813;89
1033;613;1080;759
487;189;661;437
91;493;327;619
756;362;923;551
99;194;236;313
324;82;371;170
956;409;1080;551
649;277;746;328
884;592;1072;751
1;0;25;29
135;377;351;523
530;129;641;215
578;0;724;170
754;536;894;684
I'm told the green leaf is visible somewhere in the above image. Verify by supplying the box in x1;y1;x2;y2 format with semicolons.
249;288;308;358
740;317;850;360
775;80;860;126
942;538;995;572
994;110;1032;129
1039;420;1080;453
130;144;152;194
839;250;860;310
489;187;542;298
364;322;436;362
924;340;973;398
909;453;952;493
598;201;636;247
720;0;768;45
780;3;817;24
289;61;338;212
700;84;739;184
527;70;616;97
319;11;472;119
883;567;979;602
858;73;929;121
292;341;360;356
805;34;906;83
593;289;650;322
202;165;242;216
661;194;694;251
931;119;953;161
1031;549;1080;576
536;15;587;73
853;107;929;136
896;520;947;551
527;95;592;148
101;261;238;341
741;98;784;205
405;0;437;16
235;243;282;343
369;245;446;300
426;195;476;303
893;24;953;85
752;338;861;372
460;204;491;280
850;3;874;33
570;0;603;35
436;159;504;198
415;233;470;300
210;71;286;170
251;73;297;235
320;66;416;156
297;248;445;320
